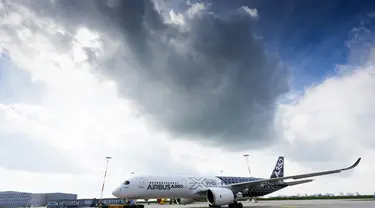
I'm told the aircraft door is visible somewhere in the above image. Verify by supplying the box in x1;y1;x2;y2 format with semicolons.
139;177;145;188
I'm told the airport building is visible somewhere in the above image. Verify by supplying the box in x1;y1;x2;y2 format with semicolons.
46;198;127;208
0;191;77;207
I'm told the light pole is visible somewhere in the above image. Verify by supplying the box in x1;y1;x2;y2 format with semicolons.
99;156;112;207
243;154;251;177
220;170;223;175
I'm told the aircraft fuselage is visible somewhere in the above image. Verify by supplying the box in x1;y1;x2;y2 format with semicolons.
111;157;361;208
112;175;288;199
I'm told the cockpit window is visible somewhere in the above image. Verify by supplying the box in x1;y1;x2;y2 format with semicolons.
123;180;130;185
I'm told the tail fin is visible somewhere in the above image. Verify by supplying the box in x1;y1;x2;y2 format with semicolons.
270;156;284;178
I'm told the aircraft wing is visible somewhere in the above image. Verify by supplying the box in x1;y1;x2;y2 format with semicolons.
283;179;314;186
225;158;361;193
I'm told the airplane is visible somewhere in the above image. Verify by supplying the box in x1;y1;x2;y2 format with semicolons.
112;157;361;208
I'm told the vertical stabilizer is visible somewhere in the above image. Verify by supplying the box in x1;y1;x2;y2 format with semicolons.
270;156;284;178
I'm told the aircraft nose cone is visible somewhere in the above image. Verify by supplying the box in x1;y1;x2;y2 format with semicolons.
112;187;121;197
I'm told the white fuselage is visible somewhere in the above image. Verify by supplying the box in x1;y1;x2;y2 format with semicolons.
111;175;283;200
111;157;361;206
112;175;225;199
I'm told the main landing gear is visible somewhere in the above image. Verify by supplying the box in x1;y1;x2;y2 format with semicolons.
228;201;243;208
208;201;243;208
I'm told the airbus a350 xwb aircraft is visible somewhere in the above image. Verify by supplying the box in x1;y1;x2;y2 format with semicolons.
112;157;361;208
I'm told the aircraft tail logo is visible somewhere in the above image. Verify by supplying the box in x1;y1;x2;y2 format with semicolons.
270;156;284;178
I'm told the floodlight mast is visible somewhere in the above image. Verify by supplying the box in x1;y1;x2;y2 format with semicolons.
99;156;112;207
243;154;251;177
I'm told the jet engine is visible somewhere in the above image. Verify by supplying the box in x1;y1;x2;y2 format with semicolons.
176;198;198;205
206;187;235;206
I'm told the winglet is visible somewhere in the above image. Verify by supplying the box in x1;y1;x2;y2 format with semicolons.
342;157;361;171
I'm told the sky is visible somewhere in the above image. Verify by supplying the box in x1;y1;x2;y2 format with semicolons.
0;0;375;199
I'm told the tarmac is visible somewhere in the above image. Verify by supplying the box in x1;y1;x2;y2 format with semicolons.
145;199;375;208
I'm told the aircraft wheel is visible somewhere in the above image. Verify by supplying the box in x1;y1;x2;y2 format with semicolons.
228;203;236;208
236;202;243;208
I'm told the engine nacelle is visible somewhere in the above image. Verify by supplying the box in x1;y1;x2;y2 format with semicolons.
206;187;235;206
176;198;198;205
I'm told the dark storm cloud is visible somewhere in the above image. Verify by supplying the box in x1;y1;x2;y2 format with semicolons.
17;0;291;150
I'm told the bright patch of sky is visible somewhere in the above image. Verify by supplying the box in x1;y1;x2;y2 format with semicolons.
0;49;44;104
217;0;375;89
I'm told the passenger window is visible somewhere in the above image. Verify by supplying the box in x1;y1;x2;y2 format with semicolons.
123;181;130;185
